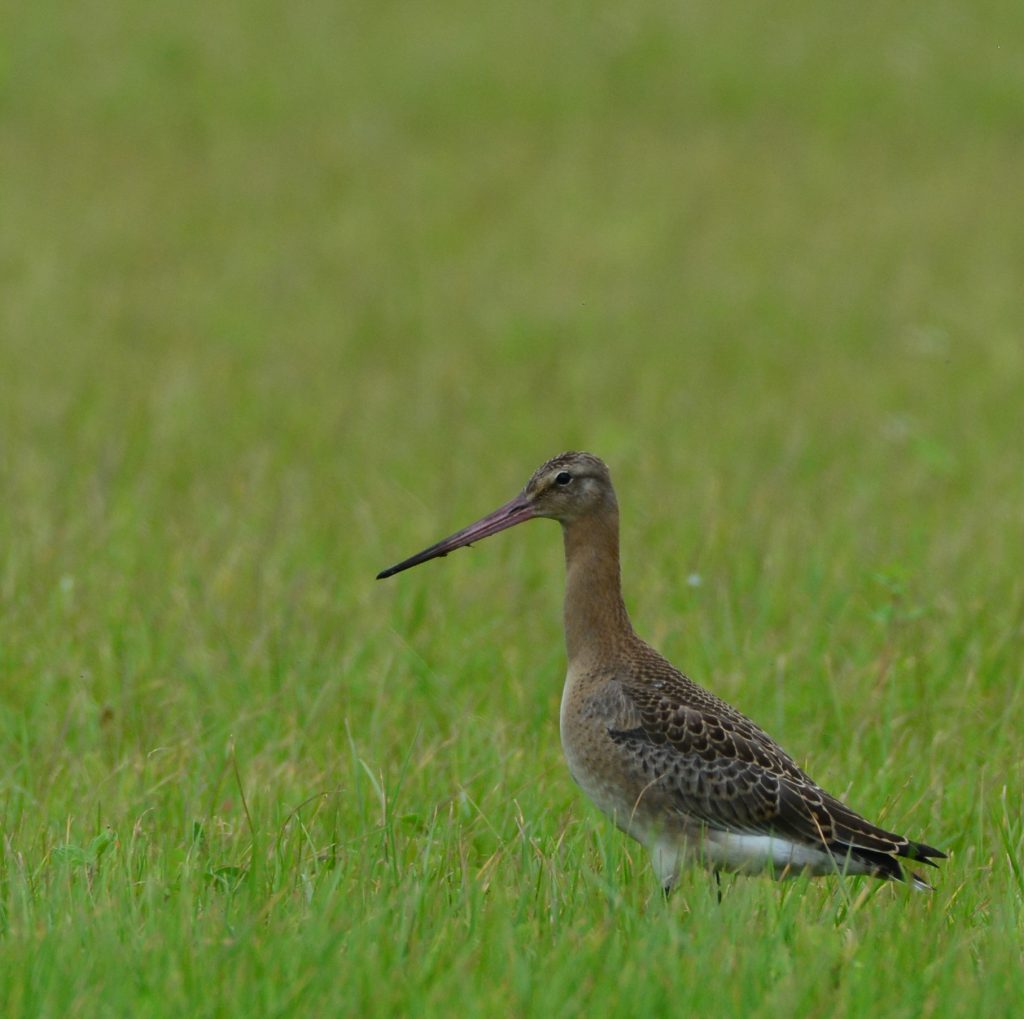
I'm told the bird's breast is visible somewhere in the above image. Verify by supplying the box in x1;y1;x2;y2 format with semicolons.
559;665;678;845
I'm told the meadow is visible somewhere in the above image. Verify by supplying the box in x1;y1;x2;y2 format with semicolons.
2;1;1023;1015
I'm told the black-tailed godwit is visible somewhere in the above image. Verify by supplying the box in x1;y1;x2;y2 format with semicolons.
377;452;945;891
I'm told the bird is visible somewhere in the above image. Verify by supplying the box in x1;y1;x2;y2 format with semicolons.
377;452;945;892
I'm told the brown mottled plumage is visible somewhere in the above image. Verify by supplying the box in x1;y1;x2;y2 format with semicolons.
378;452;945;891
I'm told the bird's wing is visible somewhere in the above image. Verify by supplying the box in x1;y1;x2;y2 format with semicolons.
608;673;918;860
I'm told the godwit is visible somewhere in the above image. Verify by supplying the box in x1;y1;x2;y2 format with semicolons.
377;452;945;891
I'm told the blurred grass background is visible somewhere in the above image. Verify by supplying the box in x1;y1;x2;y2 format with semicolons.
1;1;1023;1015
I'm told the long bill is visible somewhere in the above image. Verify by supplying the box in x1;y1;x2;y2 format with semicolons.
376;494;536;579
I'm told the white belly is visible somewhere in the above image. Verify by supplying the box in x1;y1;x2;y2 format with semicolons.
650;830;874;888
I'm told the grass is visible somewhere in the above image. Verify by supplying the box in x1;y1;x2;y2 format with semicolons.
2;0;1023;1014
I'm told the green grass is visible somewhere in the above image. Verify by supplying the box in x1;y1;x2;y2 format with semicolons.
2;0;1023;1014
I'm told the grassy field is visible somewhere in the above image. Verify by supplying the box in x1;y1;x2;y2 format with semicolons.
2;1;1023;1014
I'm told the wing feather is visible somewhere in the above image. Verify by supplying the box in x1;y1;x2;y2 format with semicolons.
605;665;944;875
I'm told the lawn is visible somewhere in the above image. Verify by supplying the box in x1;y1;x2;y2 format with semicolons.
1;1;1022;1015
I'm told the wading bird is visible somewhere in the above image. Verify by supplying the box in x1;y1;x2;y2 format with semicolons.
377;452;945;892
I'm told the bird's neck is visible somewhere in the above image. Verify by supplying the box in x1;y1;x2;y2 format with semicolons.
561;507;634;666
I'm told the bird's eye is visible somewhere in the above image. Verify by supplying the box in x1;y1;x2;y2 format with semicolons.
555;471;573;486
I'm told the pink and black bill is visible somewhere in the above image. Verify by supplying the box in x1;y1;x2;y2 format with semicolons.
376;495;535;579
